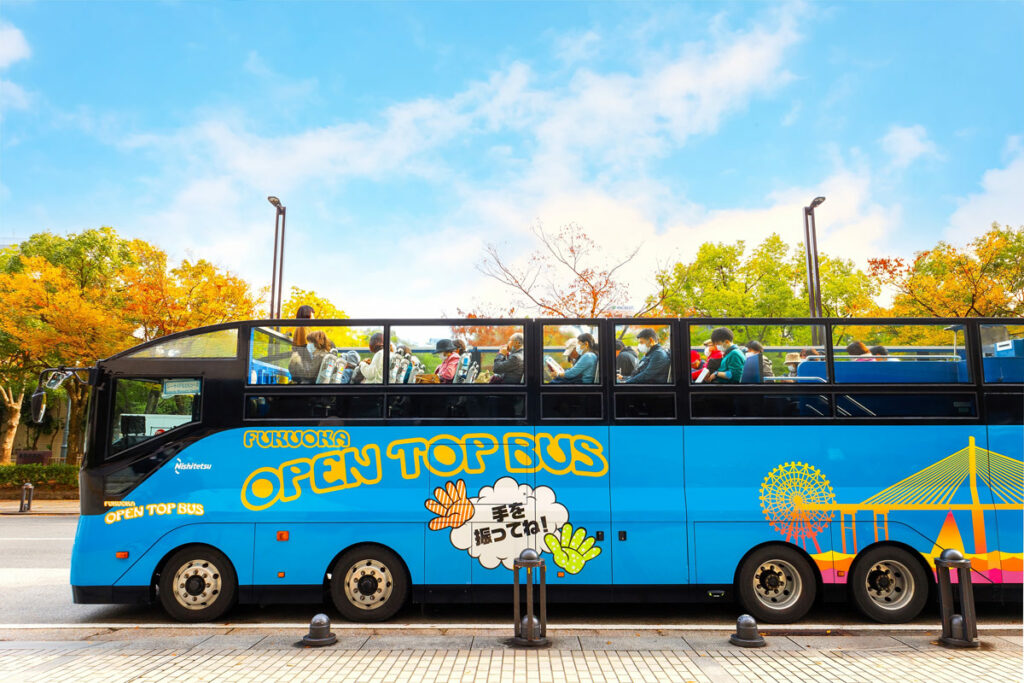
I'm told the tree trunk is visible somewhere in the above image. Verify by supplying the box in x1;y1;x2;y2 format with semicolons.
65;383;88;467
0;386;25;465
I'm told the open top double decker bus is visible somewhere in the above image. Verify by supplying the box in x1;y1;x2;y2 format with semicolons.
39;316;1023;623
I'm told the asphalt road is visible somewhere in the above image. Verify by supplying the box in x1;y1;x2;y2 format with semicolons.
1;516;1020;627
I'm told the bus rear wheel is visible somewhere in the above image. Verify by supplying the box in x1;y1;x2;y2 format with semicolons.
158;546;237;622
330;546;408;622
737;545;816;623
850;546;928;623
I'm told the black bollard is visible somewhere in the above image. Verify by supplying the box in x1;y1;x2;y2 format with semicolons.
512;548;549;648
301;613;337;647
935;549;980;648
19;483;33;513
729;614;766;648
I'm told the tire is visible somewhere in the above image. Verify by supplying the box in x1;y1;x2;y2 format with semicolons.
329;546;408;622
158;546;237;622
850;546;928;623
737;545;817;623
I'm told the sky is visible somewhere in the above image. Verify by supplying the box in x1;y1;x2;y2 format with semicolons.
1;1;1022;318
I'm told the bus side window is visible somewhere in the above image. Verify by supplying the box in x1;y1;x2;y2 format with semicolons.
110;378;201;456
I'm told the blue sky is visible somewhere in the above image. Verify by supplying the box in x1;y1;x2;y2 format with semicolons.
1;1;1021;317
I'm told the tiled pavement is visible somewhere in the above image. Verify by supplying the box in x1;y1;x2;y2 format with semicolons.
0;630;1021;682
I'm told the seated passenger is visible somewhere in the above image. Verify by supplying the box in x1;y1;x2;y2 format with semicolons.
623;328;670;383
615;340;639;378
434;339;461;383
746;340;774;379
784;352;802;377
847;341;872;361
690;350;703;381
800;347;820;360
551;333;598;384
290;330;332;384
493;333;525;384
336;350;361;384
870;345;899;361
563;338;581;366
706;327;744;384
358;332;386;383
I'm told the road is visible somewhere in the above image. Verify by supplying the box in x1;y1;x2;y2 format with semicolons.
1;516;1020;628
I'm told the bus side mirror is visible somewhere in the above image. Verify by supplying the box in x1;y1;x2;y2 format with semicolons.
30;387;46;424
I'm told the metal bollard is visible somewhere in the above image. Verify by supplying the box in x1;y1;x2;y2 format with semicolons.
18;483;33;513
935;548;979;648
512;548;548;647
301;613;337;647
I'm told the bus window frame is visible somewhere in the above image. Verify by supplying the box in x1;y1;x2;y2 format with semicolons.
106;373;206;461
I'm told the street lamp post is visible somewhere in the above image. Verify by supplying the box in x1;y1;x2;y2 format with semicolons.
267;196;286;319
803;196;825;345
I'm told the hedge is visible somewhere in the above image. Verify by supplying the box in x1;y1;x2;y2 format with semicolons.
0;464;79;488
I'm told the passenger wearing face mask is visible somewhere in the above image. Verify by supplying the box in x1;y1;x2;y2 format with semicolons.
551;333;598;384
706;327;745;384
622;328;671;384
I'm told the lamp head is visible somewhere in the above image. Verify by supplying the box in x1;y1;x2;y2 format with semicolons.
809;196;826;209
267;196;282;209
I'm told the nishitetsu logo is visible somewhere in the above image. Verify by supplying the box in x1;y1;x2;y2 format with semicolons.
174;458;212;475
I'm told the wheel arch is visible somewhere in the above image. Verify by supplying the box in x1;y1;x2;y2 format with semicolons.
847;540;935;597
733;540;825;602
152;542;239;588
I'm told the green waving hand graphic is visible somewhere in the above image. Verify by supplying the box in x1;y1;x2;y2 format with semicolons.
544;523;602;574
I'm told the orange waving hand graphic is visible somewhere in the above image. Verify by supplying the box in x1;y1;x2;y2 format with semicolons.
424;479;475;531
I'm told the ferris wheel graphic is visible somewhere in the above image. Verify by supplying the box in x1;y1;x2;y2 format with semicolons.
759;462;836;553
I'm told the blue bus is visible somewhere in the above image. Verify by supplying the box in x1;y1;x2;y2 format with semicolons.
37;316;1022;623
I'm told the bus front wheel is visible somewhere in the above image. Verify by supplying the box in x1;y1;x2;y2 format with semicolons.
158;546;237;622
330;546;408;622
736;545;816;623
850;546;928;623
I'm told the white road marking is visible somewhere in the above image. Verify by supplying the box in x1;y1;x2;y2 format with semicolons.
0;537;74;541
0;568;69;587
0;622;1019;631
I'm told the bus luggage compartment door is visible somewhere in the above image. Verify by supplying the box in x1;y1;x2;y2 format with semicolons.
610;426;687;586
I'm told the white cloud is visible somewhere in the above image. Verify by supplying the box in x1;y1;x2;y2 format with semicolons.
880;124;940;169
554;29;601;65
0;79;30;111
0;22;30;69
76;7;818;317
947;139;1024;239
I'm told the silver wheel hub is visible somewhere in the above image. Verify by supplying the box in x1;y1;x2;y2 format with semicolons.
752;559;802;610
343;559;394;611
865;560;914;610
172;559;222;610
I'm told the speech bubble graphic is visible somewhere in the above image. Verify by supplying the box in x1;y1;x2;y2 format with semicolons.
439;477;569;570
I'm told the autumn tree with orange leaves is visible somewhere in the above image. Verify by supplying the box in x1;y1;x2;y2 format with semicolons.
0;228;262;465
869;223;1023;318
478;223;670;318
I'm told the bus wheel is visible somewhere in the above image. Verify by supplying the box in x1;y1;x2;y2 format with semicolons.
158;546;237;622
330;546;408;622
851;546;928;623
737;545;816;623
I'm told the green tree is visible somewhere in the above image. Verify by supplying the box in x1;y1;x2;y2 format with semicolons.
652;233;878;345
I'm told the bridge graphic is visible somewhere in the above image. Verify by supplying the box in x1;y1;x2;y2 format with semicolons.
760;438;1024;555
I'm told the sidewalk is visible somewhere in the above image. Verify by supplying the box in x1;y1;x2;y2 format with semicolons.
0;499;79;515
1;627;1020;682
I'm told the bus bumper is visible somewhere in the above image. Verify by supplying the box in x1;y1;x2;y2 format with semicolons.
72;585;151;604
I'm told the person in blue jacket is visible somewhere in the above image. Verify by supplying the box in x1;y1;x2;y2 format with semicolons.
622;328;671;384
551;333;598;383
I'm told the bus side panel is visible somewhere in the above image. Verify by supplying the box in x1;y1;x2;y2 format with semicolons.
610;425;686;585
684;424;998;587
987;424;1024;585
253;522;425;587
113;523;256;588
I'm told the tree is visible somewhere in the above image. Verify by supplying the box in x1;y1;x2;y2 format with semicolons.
0;251;135;465
479;222;670;318
869;223;1024;318
281;286;349;320
121;242;262;341
652;233;878;346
